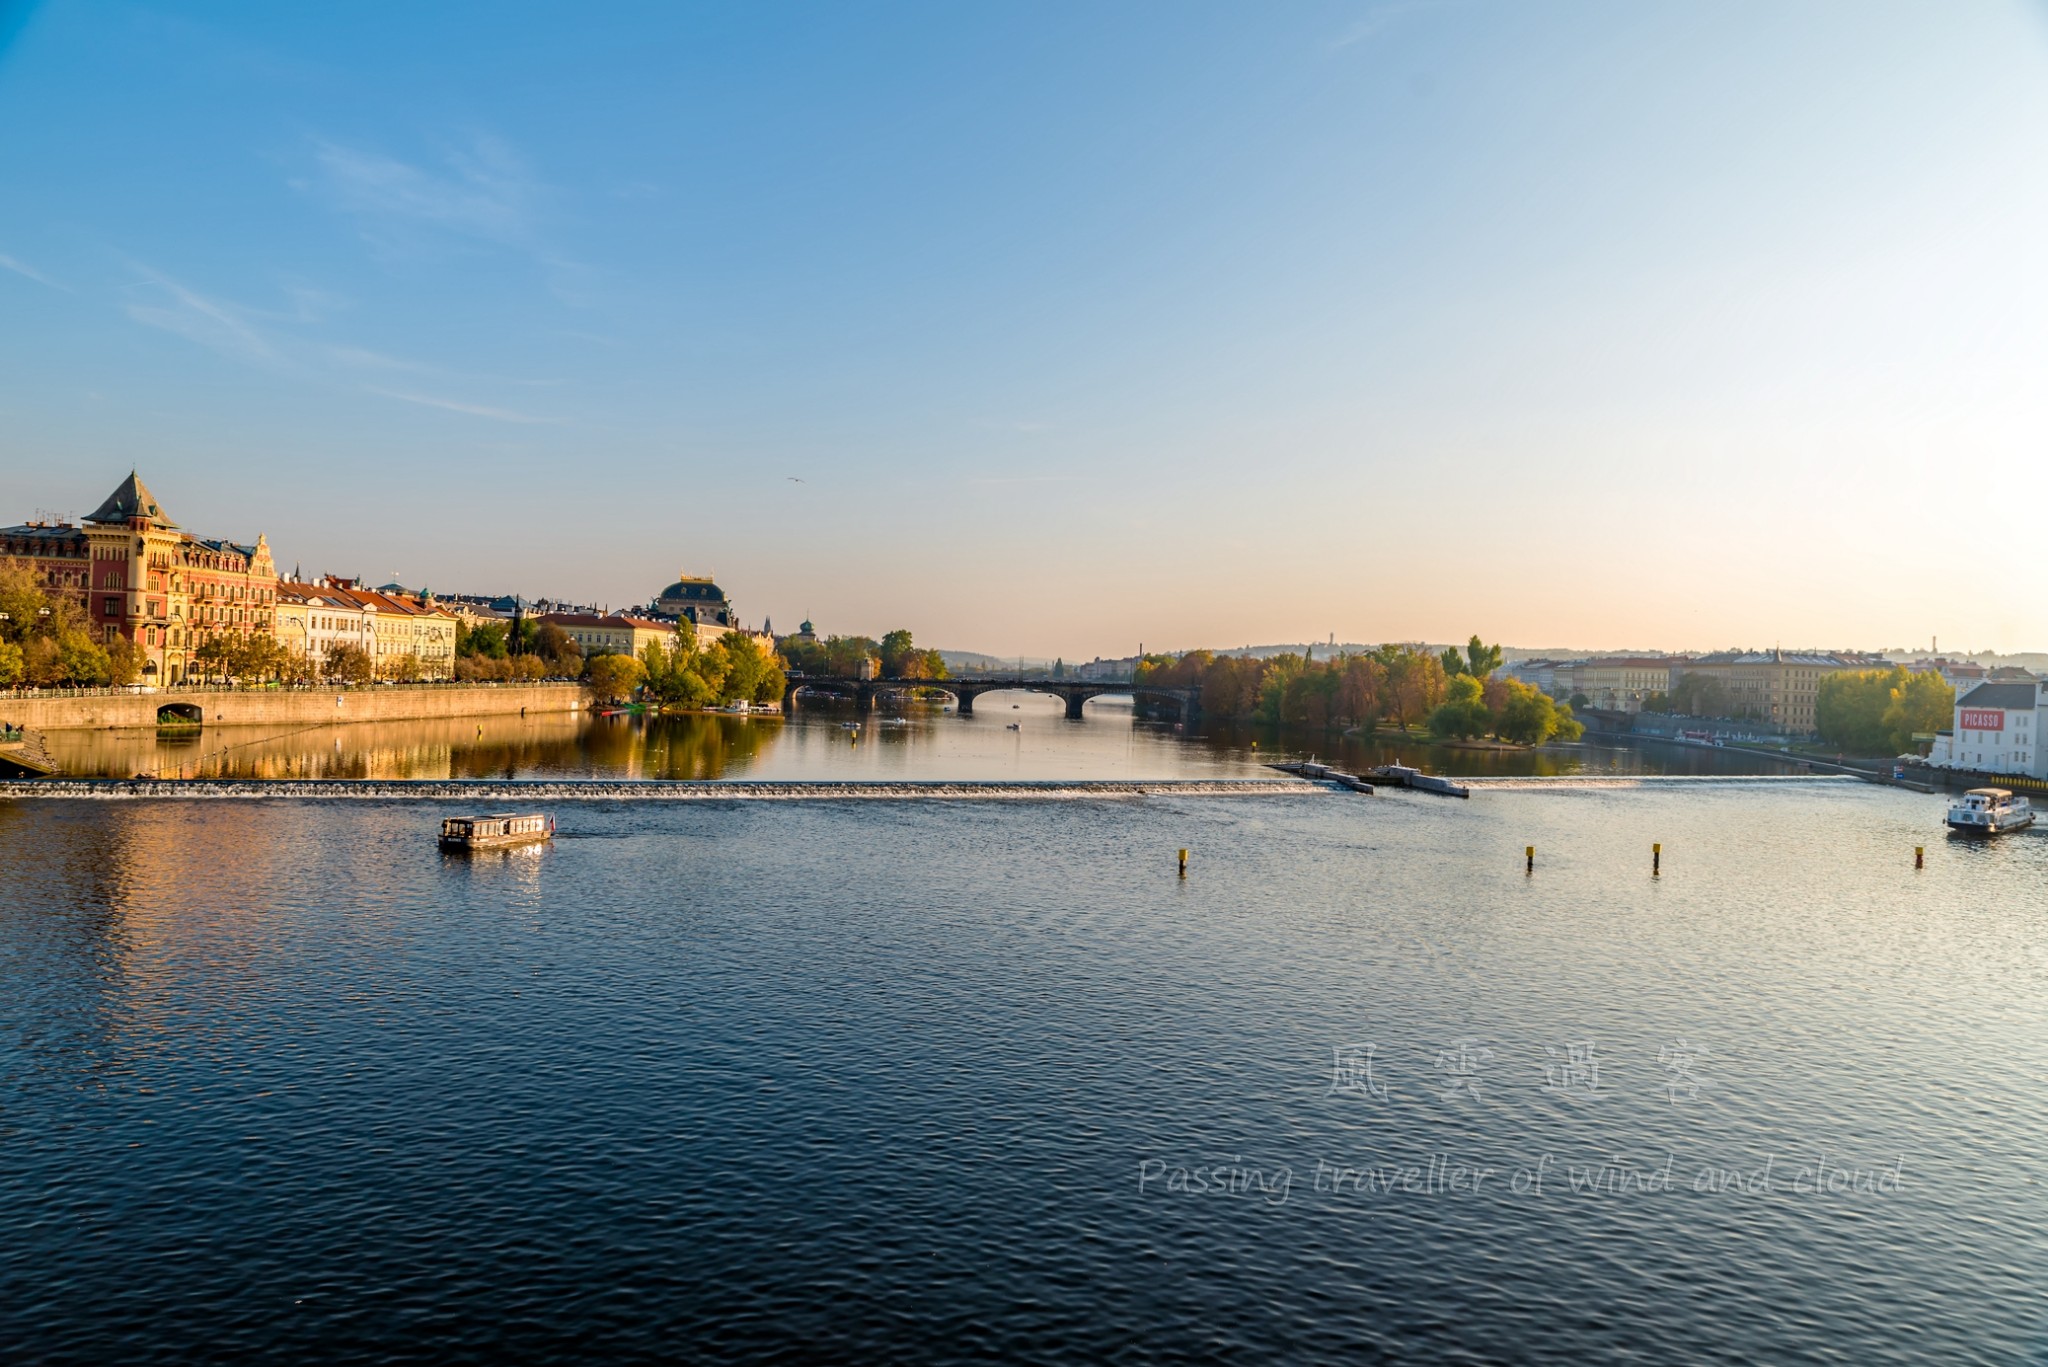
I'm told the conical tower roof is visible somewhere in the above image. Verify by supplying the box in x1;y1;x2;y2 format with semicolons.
84;471;175;527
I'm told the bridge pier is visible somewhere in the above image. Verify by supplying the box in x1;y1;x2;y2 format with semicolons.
957;692;974;716
1065;694;1086;720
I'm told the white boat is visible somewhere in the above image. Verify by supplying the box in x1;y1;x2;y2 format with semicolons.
440;813;554;850
1946;788;2034;835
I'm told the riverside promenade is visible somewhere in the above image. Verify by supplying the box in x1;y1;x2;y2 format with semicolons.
0;682;585;732
0;777;1325;802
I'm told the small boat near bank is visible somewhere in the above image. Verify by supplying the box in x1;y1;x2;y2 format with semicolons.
1946;788;2034;835
439;813;555;850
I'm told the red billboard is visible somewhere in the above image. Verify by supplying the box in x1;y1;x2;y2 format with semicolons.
1959;709;2004;731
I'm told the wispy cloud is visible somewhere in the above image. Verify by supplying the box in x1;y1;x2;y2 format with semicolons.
0;251;69;292
366;388;549;424
121;262;280;366
307;134;537;246
327;344;561;389
116;260;558;422
1330;2;1440;49
296;131;597;301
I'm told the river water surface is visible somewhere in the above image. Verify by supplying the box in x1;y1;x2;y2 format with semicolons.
3;705;2043;1362
43;690;1807;782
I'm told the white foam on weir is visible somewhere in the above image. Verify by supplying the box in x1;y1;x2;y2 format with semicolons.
0;779;1330;802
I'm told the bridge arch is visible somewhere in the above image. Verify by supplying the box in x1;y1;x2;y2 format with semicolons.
780;674;1199;723
157;702;204;727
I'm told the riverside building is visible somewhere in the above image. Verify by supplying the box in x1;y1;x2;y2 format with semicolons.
1555;657;1686;713
274;577;457;681
1;472;277;686
1681;650;1864;736
538;612;678;659
1926;678;2046;778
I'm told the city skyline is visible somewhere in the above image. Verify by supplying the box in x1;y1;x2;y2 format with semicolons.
3;2;2045;657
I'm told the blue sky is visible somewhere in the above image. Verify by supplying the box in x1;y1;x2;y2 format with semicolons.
2;1;2044;657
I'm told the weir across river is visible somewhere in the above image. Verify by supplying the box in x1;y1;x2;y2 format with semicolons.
0;777;1323;802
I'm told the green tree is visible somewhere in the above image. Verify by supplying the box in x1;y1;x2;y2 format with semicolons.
508;615;540;656
710;632;773;705
1880;670;1952;754
1817;668;1904;754
1667;672;1731;718
1255;653;1304;724
1428;675;1492;739
585;652;646;704
753;644;788;706
0;638;21;687
878;629;917;677
1437;637;1502;679
459;620;510;659
1494;678;1583;745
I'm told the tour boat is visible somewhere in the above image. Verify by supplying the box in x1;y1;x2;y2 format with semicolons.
439;813;555;850
1945;788;2034;835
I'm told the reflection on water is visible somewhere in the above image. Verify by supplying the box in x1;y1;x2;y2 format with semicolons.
2;782;2043;1362
43;690;1802;782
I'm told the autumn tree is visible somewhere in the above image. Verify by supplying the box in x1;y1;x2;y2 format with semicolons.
585;652;646;704
107;638;145;687
324;643;375;686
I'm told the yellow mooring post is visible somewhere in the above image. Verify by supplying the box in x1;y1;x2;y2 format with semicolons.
1525;845;1535;875
1915;846;1924;870
1178;848;1189;878
1653;842;1662;877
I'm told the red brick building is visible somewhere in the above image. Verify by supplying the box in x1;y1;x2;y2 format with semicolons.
0;473;277;685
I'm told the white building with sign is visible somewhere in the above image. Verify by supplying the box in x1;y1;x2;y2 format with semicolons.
1926;679;2046;778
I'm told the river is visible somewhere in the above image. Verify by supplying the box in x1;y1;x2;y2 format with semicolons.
39;689;1806;782
3;700;2042;1362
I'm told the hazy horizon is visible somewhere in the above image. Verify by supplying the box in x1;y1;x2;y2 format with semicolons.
4;2;2045;657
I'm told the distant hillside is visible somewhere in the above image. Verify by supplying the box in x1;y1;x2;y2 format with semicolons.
936;650;1056;673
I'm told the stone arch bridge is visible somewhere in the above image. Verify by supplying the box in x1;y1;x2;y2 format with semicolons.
785;675;1201;723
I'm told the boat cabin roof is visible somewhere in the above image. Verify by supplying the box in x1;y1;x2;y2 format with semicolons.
1965;788;2012;798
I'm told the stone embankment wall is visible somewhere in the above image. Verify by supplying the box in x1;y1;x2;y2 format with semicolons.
0;683;585;732
0;777;1325;801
